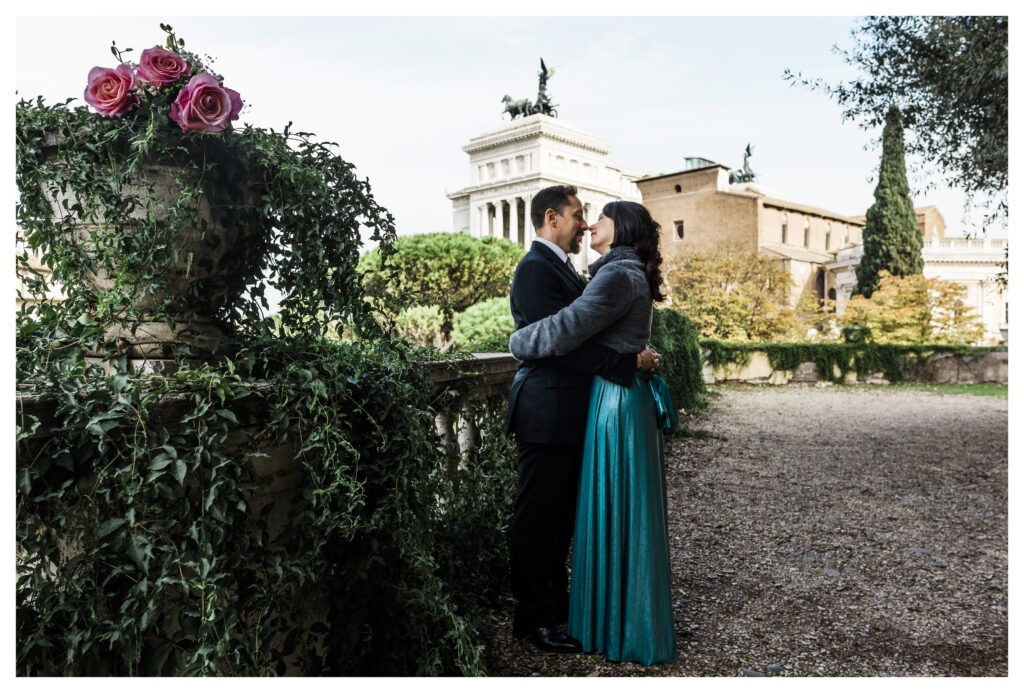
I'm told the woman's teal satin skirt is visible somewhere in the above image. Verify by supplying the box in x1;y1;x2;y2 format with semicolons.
568;374;677;665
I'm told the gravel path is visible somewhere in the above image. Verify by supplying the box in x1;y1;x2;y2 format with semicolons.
484;384;1009;677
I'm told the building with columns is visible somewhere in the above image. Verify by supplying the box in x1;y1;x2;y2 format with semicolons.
447;113;641;271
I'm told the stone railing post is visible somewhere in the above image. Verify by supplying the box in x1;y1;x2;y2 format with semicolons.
427;352;519;458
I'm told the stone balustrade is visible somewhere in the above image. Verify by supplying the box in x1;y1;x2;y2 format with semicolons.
427;353;519;460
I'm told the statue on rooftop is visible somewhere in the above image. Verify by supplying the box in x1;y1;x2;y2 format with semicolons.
729;143;757;184
534;58;558;117
501;58;559;120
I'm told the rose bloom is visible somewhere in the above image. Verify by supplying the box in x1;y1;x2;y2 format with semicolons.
169;74;243;133
137;46;191;86
83;64;139;116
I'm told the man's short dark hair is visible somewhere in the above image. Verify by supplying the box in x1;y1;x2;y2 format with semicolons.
530;185;579;229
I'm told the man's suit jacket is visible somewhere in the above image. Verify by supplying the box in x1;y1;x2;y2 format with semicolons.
506;241;634;445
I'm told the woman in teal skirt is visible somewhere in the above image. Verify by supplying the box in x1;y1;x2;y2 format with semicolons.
509;200;677;666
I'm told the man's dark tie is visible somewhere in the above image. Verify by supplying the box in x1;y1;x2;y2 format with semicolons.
563;258;582;287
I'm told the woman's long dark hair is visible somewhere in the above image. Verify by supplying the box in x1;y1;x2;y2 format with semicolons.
603;201;665;301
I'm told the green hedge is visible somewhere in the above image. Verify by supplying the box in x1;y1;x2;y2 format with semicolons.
701;339;1000;384
451;297;514;351
649;308;708;417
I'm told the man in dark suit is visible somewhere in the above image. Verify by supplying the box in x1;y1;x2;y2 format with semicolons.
507;185;658;653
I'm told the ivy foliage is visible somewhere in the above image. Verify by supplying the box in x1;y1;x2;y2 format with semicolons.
18;338;511;675
16;27;514;676
16;97;397;346
701;338;995;385
855;106;923;297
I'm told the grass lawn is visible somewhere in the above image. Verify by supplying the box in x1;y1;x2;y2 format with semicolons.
879;382;1008;398
709;382;1007;398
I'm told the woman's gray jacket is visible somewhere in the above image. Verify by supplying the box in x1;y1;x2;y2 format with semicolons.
509;246;652;360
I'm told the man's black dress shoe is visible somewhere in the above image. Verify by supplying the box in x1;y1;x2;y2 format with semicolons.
521;625;583;654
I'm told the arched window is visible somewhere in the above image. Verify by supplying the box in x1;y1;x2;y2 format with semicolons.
674;220;685;240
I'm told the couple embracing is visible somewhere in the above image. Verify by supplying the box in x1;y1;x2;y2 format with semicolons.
506;185;677;667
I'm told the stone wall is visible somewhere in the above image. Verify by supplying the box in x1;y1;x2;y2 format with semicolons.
703;348;1008;386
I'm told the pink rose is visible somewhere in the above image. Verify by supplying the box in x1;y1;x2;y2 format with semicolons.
168;74;243;133
83;64;139;116
137;46;191;86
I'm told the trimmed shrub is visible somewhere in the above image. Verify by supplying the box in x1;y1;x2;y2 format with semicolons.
451;297;514;352
650;307;708;417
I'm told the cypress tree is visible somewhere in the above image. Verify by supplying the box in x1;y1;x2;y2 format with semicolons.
855;105;923;297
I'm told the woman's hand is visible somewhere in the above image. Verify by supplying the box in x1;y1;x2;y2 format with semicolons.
636;347;661;372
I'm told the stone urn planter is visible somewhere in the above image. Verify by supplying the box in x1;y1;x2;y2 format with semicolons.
40;135;260;361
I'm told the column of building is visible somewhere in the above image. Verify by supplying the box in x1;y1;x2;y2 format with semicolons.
506;197;519;244
477;195;540;250
523;194;534;248
469;191;611;254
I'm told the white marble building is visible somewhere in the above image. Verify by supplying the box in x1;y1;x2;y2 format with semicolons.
447;114;641;270
829;237;1009;345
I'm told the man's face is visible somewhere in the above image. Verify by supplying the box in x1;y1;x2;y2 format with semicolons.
551;195;587;255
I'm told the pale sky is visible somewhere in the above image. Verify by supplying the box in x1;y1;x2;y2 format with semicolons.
14;6;1012;242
